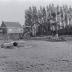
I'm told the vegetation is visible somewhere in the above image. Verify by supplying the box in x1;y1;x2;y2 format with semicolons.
25;4;72;37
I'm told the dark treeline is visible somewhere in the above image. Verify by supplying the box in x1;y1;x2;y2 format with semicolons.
25;4;72;36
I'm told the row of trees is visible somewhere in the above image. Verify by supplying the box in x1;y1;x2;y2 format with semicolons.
25;4;72;36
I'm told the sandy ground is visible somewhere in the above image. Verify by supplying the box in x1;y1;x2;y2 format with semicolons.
0;40;72;72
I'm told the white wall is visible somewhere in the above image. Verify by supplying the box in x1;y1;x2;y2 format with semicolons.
7;27;23;33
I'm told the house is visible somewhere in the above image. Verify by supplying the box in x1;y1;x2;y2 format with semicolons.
1;21;23;40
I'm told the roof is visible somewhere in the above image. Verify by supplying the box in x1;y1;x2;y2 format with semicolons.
3;21;22;28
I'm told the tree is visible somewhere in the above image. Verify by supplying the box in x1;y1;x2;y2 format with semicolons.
65;13;68;26
24;4;72;36
1;21;7;34
32;6;38;24
1;21;8;40
46;5;51;34
38;6;47;35
25;6;33;26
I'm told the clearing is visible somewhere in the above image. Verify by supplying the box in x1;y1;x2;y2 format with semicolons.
0;40;72;72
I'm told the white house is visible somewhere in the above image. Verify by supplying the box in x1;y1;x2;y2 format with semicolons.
1;21;23;40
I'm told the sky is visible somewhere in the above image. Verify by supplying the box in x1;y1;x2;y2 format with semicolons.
0;0;72;25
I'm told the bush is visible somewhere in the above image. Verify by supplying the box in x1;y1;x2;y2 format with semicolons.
58;26;72;35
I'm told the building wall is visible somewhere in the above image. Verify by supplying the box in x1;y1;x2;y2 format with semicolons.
7;27;23;33
0;33;3;40
7;28;23;40
8;33;20;40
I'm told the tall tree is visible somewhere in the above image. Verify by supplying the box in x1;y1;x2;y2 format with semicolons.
39;6;47;35
32;6;38;24
25;6;33;26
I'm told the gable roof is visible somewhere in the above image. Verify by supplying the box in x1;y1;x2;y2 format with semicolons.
3;21;22;28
